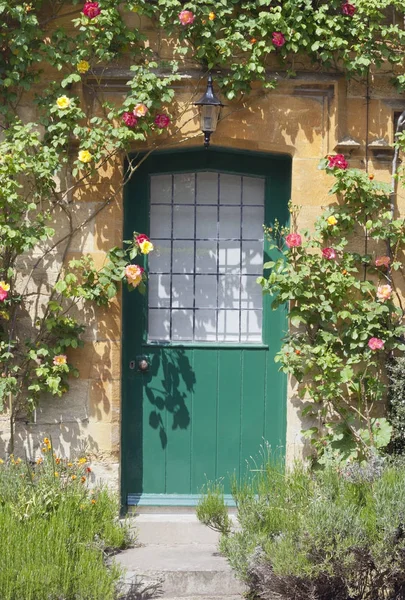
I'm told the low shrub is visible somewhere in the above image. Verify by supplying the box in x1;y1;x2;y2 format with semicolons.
198;456;405;600
0;439;131;600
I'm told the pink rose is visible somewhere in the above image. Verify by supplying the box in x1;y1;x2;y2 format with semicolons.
122;112;138;127
125;264;144;288
285;233;302;248
272;32;286;47
82;2;101;18
154;114;171;128
322;247;337;260
0;289;8;301
341;2;356;16
377;284;392;302
133;103;148;118
375;255;391;268
328;154;349;170
179;10;195;26
368;337;384;351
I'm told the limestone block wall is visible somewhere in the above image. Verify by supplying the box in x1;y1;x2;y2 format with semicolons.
1;36;404;491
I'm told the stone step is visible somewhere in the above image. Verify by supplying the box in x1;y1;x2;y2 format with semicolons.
130;513;221;546
114;543;245;599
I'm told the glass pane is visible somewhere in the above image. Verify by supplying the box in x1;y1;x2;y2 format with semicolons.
218;310;240;342
241;310;262;342
148;240;171;273
196;240;217;273
220;174;241;204
242;206;265;239
242;241;263;274
194;310;217;341
150;174;172;204
195;275;217;309
172;274;193;308
174;173;195;204
197;172;218;204
196;206;217;239
219;241;240;274
242;176;265;205
173;205;194;239
241;275;262;309
218;275;240;309
172;240;194;273
149;274;170;308
219;206;240;239
148;308;170;341
150;205;171;238
172;309;193;341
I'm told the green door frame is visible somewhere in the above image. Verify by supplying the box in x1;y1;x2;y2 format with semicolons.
121;146;291;508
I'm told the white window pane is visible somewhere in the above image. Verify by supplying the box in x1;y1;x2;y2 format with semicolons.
241;310;262;342
218;275;240;309
220;174;241;204
150;205;171;238
219;206;240;239
148;308;170;341
172;309;193;340
148;240;171;273
218;310;240;342
197;172;218;204
173;205;194;239
194;310;217;341
242;206;264;239
149;274;170;308
172;274;193;308
174;173;195;204
241;275;262;309
242;176;265;205
219;241;240;274
196;240;217;273
196;206;217;239
195;275;217;309
242;241;263;274
173;240;194;272
150;174;172;204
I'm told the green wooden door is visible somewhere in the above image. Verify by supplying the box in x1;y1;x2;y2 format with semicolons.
122;147;290;506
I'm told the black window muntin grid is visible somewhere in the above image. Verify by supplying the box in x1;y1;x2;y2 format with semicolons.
148;171;265;343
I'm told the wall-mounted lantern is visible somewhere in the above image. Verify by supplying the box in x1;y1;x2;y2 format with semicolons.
193;73;224;148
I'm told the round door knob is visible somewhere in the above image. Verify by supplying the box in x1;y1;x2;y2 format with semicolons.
138;359;149;372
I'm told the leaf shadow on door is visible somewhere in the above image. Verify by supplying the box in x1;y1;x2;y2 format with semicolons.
144;350;195;449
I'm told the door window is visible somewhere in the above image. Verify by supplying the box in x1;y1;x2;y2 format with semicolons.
148;172;265;343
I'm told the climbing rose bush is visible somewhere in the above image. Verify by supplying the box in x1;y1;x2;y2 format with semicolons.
259;157;405;463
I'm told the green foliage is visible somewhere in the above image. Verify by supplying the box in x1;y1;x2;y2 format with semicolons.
0;442;131;600
196;482;232;535
199;456;405;600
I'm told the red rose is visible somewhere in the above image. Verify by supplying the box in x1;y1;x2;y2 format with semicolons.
136;234;150;245
154;114;171;128
122;112;138;127
341;2;356;16
322;247;337;260
272;32;286;47
285;233;302;248
82;2;101;18
328;154;349;170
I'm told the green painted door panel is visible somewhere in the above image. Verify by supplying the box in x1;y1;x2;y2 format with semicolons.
122;147;290;505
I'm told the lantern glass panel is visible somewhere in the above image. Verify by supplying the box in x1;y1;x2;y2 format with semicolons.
200;105;220;133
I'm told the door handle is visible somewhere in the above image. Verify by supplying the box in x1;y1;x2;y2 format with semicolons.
137;358;149;372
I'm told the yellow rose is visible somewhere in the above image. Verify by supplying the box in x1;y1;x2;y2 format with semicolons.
78;150;93;163
0;281;10;292
56;95;71;110
327;215;338;226
133;103;148;117
139;240;154;254
77;60;90;74
208;12;215;20
53;354;67;366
